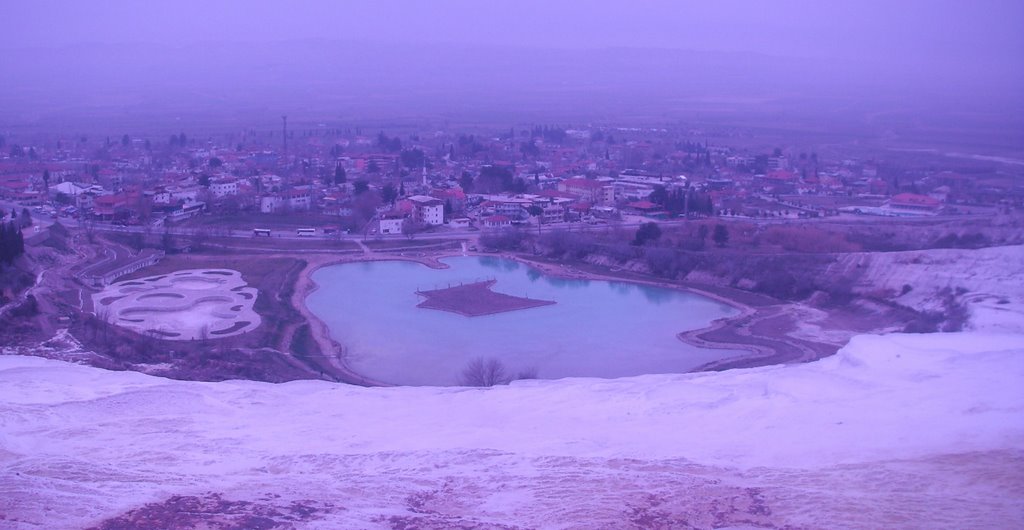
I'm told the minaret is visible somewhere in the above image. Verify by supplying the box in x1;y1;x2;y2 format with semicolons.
282;115;288;156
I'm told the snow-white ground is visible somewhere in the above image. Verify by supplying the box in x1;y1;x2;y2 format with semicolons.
2;332;1023;528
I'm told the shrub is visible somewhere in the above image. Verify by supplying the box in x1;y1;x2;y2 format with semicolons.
632;222;662;246
480;227;530;251
460;357;510;387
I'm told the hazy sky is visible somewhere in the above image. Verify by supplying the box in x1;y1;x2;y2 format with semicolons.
2;0;1021;133
3;0;1022;66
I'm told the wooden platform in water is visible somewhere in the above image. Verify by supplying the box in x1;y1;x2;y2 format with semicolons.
415;280;555;317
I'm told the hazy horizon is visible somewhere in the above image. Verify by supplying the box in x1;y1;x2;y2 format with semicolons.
2;1;1022;151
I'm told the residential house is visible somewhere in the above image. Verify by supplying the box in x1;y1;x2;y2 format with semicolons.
482;214;512;229
379;213;406;235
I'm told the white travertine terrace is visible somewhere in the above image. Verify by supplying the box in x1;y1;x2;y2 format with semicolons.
92;269;261;340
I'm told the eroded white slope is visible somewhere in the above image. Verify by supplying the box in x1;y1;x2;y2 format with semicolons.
2;332;1023;529
834;244;1024;332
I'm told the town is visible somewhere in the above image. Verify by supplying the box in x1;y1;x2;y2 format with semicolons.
2;121;1017;247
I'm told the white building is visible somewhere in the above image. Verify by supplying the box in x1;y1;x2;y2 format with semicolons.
379;214;405;235
49;181;90;197
259;195;282;214
407;195;444;226
210;178;239;198
283;189;312;211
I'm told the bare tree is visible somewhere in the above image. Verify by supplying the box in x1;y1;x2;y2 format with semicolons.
402;218;422;239
93;306;113;347
514;366;539;380
460;357;509;387
82;220;97;243
190;228;210;251
198;323;210;343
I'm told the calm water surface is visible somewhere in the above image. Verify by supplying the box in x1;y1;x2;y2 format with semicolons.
307;256;744;385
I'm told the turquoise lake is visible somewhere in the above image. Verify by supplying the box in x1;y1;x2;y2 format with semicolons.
307;256;744;386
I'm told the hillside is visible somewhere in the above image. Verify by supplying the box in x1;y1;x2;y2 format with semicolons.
2;332;1022;528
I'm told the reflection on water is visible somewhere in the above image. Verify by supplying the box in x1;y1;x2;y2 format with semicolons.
640;285;675;305
307;256;743;386
478;256;521;272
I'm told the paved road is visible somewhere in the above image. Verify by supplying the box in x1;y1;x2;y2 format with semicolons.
34;214;691;242
9;199;998;246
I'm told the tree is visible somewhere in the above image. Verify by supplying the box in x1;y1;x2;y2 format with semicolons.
376;132;402;152
0;221;26;265
161;229;175;252
477;165;515;193
633;222;662;246
713;224;729;247
198;174;211;188
697;224;709;243
334;164;347;185
400;148;425;169
381;183;398;204
402;218;421;239
121;134;130;147
459;172;474;192
353;180;370;195
42;169;50;193
82;220;96;243
460;357;509;387
190;228;210;251
519;139;540;157
19;208;32;228
128;231;145;251
367;160;380;174
649;185;668;206
209;157;223;168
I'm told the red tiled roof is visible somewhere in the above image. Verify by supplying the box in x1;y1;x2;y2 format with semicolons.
767;170;796;181
561;178;605;190
538;190;577;199
431;188;466;200
891;193;940;207
628;200;659;210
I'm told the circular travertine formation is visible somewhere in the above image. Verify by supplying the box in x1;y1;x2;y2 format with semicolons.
93;269;261;340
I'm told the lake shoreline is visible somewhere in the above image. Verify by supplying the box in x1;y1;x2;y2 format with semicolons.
503;254;838;370
294;249;838;386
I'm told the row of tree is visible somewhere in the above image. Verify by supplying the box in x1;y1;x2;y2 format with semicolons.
648;186;715;218
632;222;729;247
7;208;32;229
